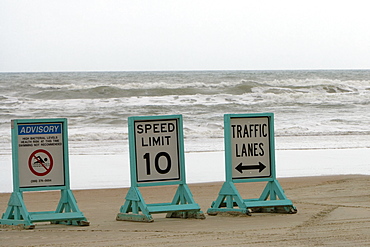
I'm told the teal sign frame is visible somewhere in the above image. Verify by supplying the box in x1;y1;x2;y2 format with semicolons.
117;115;205;222
0;118;89;229
207;113;297;215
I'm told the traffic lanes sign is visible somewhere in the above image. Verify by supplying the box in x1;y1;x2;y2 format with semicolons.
225;114;272;180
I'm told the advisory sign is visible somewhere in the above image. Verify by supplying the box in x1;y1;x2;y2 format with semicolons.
13;120;65;188
129;115;182;184
225;113;273;180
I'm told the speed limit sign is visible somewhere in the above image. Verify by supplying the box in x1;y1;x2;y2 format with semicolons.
129;115;183;184
117;115;204;222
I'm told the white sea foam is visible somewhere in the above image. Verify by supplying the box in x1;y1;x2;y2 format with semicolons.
0;70;370;156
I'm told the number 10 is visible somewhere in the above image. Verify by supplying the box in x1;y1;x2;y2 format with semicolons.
143;152;171;175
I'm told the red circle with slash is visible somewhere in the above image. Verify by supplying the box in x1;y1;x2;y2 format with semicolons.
28;149;54;176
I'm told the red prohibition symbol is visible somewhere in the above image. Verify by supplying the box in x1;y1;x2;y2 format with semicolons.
28;149;54;176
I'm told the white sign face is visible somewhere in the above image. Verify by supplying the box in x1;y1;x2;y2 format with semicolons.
134;119;180;183
17;123;65;187
229;117;271;179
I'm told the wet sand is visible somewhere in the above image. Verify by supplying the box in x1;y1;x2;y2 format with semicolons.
1;174;370;246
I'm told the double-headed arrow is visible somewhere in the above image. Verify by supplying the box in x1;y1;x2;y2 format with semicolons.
235;162;266;173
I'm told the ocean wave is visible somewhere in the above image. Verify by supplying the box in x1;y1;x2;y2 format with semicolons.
24;75;369;100
1;70;370;155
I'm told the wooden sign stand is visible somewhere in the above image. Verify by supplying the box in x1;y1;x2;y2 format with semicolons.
117;184;203;222
207;113;297;216
0;119;89;229
116;115;205;222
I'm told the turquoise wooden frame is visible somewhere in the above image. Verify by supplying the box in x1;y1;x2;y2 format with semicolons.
207;113;297;215
117;115;205;222
0;118;89;229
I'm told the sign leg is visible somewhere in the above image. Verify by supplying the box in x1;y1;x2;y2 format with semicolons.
52;189;90;226
0;192;34;229
166;184;206;219
207;182;251;216
243;180;297;213
116;187;154;222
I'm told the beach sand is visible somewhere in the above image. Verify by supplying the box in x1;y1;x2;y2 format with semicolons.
1;174;370;246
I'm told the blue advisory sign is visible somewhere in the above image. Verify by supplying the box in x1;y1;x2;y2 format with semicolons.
18;124;62;135
0;118;90;228
16;122;65;188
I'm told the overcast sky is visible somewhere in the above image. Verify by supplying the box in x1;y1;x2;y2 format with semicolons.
1;0;370;72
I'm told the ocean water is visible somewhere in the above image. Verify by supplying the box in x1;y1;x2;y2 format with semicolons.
1;70;370;192
1;70;370;155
